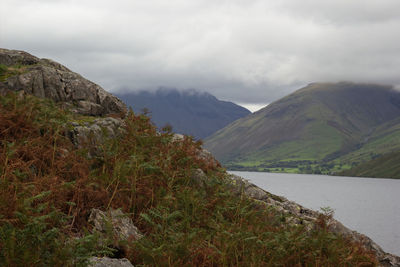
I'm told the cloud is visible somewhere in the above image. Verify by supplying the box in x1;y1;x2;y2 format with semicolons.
1;0;400;104
276;0;400;24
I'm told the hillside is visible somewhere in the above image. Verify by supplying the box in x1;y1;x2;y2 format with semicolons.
338;151;400;179
1;48;399;266
117;89;251;139
204;82;400;174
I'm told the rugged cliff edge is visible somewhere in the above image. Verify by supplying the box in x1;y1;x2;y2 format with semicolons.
0;48;399;266
0;48;126;116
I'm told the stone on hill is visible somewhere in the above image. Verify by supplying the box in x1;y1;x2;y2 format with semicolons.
88;257;134;267
0;48;40;66
88;208;143;243
190;168;208;187
0;48;126;116
68;117;125;149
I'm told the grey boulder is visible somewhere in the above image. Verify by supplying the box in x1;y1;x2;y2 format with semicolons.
88;208;143;243
0;48;126;116
88;257;134;267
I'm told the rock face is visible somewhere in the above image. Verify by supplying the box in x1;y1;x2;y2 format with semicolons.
67;117;125;153
227;174;400;267
87;209;142;267
88;208;143;243
172;133;220;168
0;48;126;116
88;257;134;267
190;168;208;187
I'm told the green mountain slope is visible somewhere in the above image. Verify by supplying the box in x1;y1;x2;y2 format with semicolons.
204;82;400;173
338;151;400;179
334;117;400;165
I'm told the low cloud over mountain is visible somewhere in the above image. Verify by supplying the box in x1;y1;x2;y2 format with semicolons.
2;0;400;104
117;88;251;139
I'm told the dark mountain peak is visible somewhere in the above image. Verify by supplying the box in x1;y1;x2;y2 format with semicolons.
153;87;217;101
155;87;181;97
117;89;250;139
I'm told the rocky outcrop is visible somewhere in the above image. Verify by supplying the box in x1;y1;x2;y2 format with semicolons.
226;174;400;267
0;48;126;116
173;133;220;168
87;209;142;267
0;49;40;66
190;168;208;187
196;147;219;167
88;208;143;244
88;257;134;267
67;117;125;152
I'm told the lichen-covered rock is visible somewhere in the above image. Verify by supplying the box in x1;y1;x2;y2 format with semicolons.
68;117;124;150
227;174;270;202
0;48;127;116
171;133;184;142
88;209;143;243
196;147;219;167
0;48;40;66
190;168;208;187
88;257;134;267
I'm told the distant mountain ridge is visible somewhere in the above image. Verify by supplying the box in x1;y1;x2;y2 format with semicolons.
204;82;400;175
117;88;251;139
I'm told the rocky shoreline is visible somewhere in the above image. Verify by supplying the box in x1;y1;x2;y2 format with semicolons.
85;172;400;267
225;174;400;267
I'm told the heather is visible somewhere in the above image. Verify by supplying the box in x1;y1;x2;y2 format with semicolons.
0;93;377;266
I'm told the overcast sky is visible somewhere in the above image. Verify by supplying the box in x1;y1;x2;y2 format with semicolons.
1;0;400;107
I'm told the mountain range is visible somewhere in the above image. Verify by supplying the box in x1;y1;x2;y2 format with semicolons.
204;82;400;175
117;88;251;139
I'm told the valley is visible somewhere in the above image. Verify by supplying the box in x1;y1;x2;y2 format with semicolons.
204;82;400;177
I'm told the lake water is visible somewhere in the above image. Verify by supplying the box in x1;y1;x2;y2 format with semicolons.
230;171;400;256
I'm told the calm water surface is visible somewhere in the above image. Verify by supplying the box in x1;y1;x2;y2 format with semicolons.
230;171;400;256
